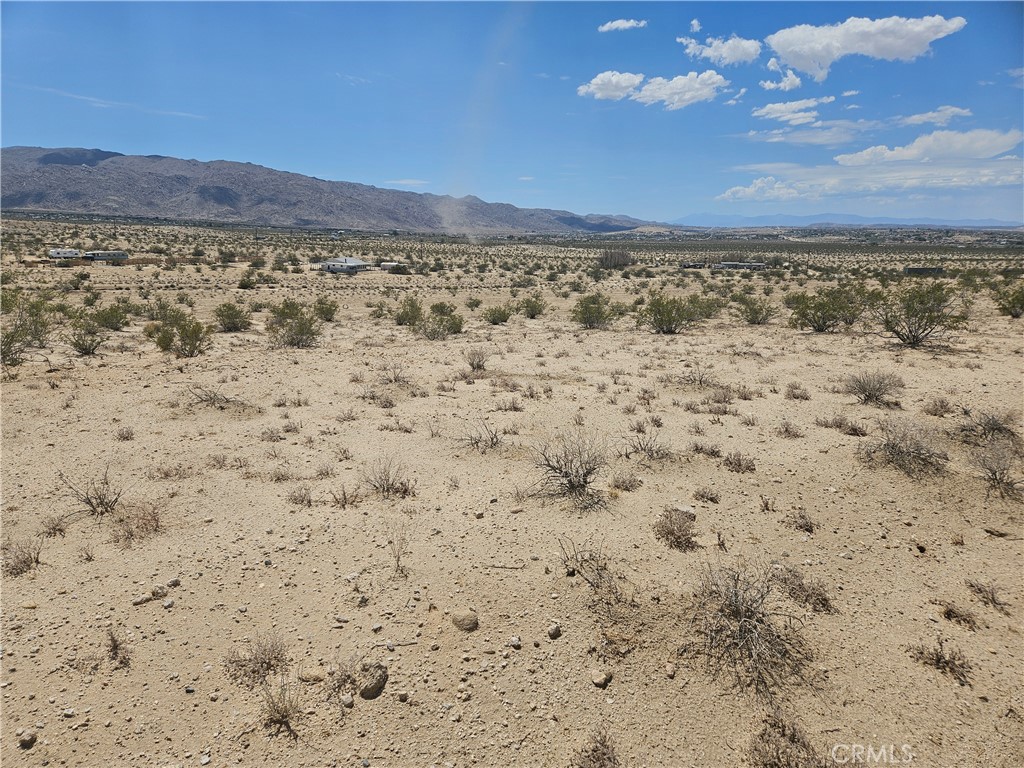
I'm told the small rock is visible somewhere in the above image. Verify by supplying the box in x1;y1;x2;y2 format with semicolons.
63;708;75;718
163;599;174;609
200;755;211;766
452;611;479;632
237;606;247;613
132;595;152;606
264;559;272;566
839;551;854;560
397;690;409;703
298;669;325;683
371;623;383;633
474;511;484;519
358;662;388;700
591;670;612;689
340;693;354;708
547;623;562;640
20;602;37;610
167;578;181;588
18;730;37;749
508;636;522;650
151;584;168;599
665;663;677;679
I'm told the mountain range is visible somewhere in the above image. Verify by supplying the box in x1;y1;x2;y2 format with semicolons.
670;212;1023;228
0;147;649;235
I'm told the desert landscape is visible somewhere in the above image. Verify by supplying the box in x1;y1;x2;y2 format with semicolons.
1;216;1022;768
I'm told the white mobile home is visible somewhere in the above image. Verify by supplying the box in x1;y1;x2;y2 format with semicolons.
321;257;370;275
48;248;81;260
83;250;129;262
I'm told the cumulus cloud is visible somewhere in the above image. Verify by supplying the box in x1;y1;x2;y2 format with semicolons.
897;105;971;127
842;90;860;97
752;96;835;125
598;19;647;33
765;15;967;81
760;60;802;91
677;34;762;66
726;87;748;106
834;129;1024;165
718;176;801;201
690;19;701;33
631;71;731;110
577;71;645;100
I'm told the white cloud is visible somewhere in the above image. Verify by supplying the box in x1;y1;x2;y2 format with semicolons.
765;15;967;81
897;105;971;127
518;176;534;182
835;129;1024;165
690;19;701;33
745;118;879;147
630;70;730;110
1009;68;1024;88
577;71;644;100
598;19;647;33
677;35;762;66
842;90;860;97
760;69;802;91
718;176;801;201
726;87;748;106
752;96;835;125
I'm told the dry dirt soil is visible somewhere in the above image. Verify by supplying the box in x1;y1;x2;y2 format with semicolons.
2;243;1022;768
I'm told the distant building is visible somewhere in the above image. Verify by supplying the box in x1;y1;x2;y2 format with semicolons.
48;248;81;260
82;250;129;262
903;266;945;276
710;261;767;271
379;261;405;273
679;261;706;269
320;257;370;274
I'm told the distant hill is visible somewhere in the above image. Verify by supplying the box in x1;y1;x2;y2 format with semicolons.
671;212;1023;229
0;146;650;235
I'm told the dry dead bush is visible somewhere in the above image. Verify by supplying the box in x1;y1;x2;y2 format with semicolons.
105;627;132;670
260;675;303;737
965;579;1011;615
857;417;948;476
841;369;904;407
362;456;417;499
385;517;411;577
776;419;805;439
610;470;642;492
908;636;973;686
773;565;836;614
723;452;756;473
814;413;868;436
569;725;620;768
536;429;608;510
687;562;810;697
922;396;955;417
748;710;835;768
286;484;313;506
623;430;672;460
109;502;163;548
784;382;811;401
653;506;699;551
969;439;1023;499
693;486;720;504
59;467;125;518
786;509;816;534
39;512;73;538
224;633;290;686
953;408;1021;447
2;536;43;577
463;346;490;372
690;441;722;458
462;420;504;453
329;484;362;509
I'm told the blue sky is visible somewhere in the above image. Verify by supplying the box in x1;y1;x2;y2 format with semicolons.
2;2;1022;222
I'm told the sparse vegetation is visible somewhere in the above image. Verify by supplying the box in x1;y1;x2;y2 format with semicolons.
536;429;608;510
908;636;973;686
858;417;948;476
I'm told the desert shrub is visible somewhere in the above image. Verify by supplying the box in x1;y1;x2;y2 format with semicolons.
688;563;810;697
109;502;163;547
482;304;513;325
858;417;948;476
569;725;620;768
775;419;804;439
571;292;618;330
732;294;777;325
690;441;722;458
786;286;860;333
1;292;53;368
723;452;756;473
953;408;1021;446
536;429;608;509
394;295;424;327
58;467;124;518
225;633;290;686
213;302;253;332
653;506;699;551
624;430;672;460
970;439;1022;498
748;710;833;768
173;317;213;357
417;302;464;339
260;676;303;736
922;396;955;417
312;295;339;321
991;281;1024;318
871;282;969;347
517;293;547;319
965;579;1011;615
362;455;416;499
461;420;504;453
636;291;720;334
784;382;811;401
105;627;132;669
1;536;43;577
610;470;642;491
597;249;633;269
67;318;108;356
465;296;482;311
91;304;130;331
841;370;904;407
266;300;321;348
693;486;720;504
908;637;972;686
814;413;867;436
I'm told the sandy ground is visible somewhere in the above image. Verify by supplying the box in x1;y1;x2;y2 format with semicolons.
2;252;1023;768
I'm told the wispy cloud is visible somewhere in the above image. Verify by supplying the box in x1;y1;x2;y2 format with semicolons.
30;85;205;119
677;34;761;66
383;179;429;187
766;15;967;81
897;105;971;127
1008;67;1024;88
598;19;647;33
752;96;836;126
518;176;534;182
